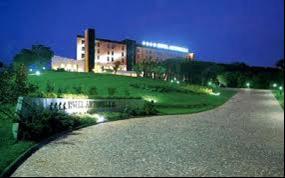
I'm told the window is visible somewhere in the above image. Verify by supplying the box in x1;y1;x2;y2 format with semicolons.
111;51;114;55
107;51;110;55
97;42;100;47
97;56;100;60
111;57;114;62
122;52;124;57
107;43;111;48
81;40;85;44
81;53;85;58
122;46;125;50
82;47;85;51
107;57;110;61
112;44;115;49
97;49;100;53
121;58;124;63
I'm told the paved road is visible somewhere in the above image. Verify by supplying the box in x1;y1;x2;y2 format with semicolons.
13;89;284;177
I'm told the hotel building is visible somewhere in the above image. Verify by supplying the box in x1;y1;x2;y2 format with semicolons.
52;28;194;73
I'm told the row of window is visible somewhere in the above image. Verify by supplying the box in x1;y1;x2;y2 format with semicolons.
82;40;125;50
81;53;125;63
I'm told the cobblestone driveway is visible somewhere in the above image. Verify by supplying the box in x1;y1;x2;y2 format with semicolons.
13;89;284;177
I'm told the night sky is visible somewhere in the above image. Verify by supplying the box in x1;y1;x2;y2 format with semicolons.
0;0;284;67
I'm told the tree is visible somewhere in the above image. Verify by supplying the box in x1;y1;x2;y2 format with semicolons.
112;61;121;74
276;59;284;71
0;61;3;68
133;63;143;77
13;45;54;68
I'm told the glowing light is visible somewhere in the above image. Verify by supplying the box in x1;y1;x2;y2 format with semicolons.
246;82;250;88
94;114;106;123
43;67;46;70
174;77;177;81
142;41;189;53
208;81;212;86
171;80;174;83
210;92;221;96
29;69;33;72
273;83;277;88
143;96;158;103
62;94;89;99
279;86;283;91
35;71;41;76
177;81;180;84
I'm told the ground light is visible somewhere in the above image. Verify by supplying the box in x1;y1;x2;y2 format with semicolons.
246;82;251;88
35;71;41;76
29;69;33;72
43;67;46;70
176;81;180;84
171;80;174;83
279;86;283;91
273;83;278;88
208;81;212;86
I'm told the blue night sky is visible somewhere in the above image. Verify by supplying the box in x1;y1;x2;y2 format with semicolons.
0;0;284;67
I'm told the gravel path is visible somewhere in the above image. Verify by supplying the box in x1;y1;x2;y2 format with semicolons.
13;89;284;177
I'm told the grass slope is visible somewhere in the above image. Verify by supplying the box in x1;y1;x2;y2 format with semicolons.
29;71;236;114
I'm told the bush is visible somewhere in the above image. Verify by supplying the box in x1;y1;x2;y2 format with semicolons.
46;81;55;93
88;86;98;96
124;89;130;97
73;85;83;94
107;87;117;96
18;108;80;141
143;101;157;115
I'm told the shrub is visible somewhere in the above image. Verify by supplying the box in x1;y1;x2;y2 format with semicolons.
73;85;83;94
107;87;117;96
57;88;64;97
88;86;98;96
18;108;79;141
124;89;130;97
143;101;157;115
46;81;55;93
56;68;65;72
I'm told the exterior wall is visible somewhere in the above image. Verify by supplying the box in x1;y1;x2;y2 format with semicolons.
76;36;85;60
77;36;127;72
51;56;85;72
135;46;189;63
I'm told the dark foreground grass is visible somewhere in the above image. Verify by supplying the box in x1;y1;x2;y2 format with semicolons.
0;105;34;175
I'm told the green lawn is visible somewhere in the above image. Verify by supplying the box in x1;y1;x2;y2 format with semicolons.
0;105;34;175
273;90;284;109
29;71;236;114
0;71;236;174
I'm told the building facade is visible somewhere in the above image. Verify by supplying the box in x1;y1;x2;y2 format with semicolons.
52;28;194;73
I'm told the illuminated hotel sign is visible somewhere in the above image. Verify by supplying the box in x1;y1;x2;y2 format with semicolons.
142;41;189;53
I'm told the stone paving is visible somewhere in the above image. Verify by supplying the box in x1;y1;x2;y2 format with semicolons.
13;89;284;177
